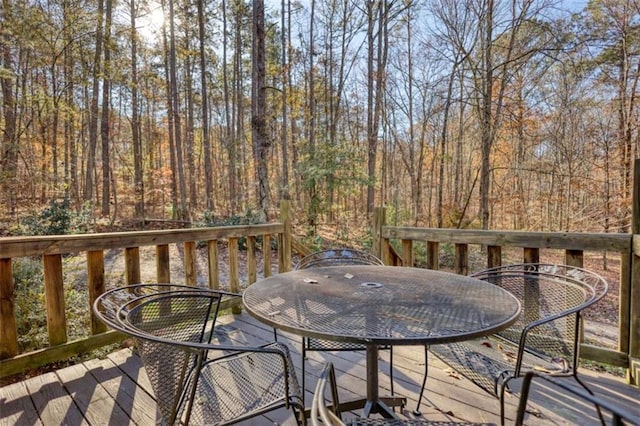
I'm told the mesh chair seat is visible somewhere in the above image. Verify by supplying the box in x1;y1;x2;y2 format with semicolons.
93;284;304;426
426;264;608;425
294;249;389;399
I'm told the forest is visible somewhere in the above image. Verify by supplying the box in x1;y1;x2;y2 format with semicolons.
1;0;639;236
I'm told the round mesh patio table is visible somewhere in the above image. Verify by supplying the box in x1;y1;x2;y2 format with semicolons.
243;265;521;418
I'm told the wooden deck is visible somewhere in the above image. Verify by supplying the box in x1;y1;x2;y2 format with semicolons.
2;311;639;425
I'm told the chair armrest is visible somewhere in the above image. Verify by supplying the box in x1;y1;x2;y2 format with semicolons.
516;371;640;426
511;311;580;376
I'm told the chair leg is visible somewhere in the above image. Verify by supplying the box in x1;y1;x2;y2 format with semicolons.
573;374;606;425
301;342;307;404
413;346;429;416
390;347;394;396
499;381;507;426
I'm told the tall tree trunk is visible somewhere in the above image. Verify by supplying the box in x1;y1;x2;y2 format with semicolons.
288;0;300;204
168;0;188;220
131;0;144;219
252;0;269;220
101;0;113;216
307;0;318;227
198;0;213;211
185;46;196;211
0;0;17;215
161;0;179;218
85;0;104;204
479;0;494;230
280;0;289;200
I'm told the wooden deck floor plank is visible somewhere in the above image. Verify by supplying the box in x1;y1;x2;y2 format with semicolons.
106;348;155;397
83;357;158;425
55;361;132;425
22;371;87;426
3;310;639;426
0;380;42;426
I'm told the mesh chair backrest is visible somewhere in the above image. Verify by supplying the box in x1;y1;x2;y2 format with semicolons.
471;263;608;366
94;285;225;424
295;248;383;270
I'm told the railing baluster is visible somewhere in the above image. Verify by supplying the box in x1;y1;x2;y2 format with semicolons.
156;244;171;283
44;254;67;345
184;241;196;286
229;238;240;314
565;249;583;267
455;243;468;275
125;247;141;286
207;240;219;289
0;258;18;358
487;245;502;269
427;241;439;270
248;236;257;285
87;251;106;335
402;239;413;267
524;247;540;264
263;235;271;277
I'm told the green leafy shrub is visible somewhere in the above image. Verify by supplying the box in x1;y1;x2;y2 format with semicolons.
13;256;92;353
196;209;266;249
13;258;47;352
16;199;92;236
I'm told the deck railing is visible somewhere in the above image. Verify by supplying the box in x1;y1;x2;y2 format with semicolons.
0;201;295;378
1;198;638;387
372;206;639;385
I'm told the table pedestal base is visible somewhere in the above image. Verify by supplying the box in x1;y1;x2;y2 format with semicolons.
339;395;406;418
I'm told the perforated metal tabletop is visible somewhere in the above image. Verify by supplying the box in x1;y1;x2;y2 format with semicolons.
243;265;521;419
243;265;521;346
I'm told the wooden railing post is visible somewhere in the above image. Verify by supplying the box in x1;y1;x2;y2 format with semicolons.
263;235;272;277
564;249;584;267
523;247;539;264
125;247;141;286
229;238;241;314
402;239;413;267
0;258;18;358
87;251;106;335
630;237;640;385
372;207;385;261
455;244;468;275
207;240;219;289
426;241;439;270
280;199;292;272
156;244;171;284
184;241;197;286
487;245;501;269
247;236;257;285
629;158;640;385
43;254;67;345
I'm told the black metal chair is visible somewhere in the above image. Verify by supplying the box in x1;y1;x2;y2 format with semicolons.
425;263;608;425
93;283;304;425
296;248;386;270
294;249;392;400
311;362;495;425
516;371;640;425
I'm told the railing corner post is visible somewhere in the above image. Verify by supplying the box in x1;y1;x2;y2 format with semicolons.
372;206;386;261
280;199;292;272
